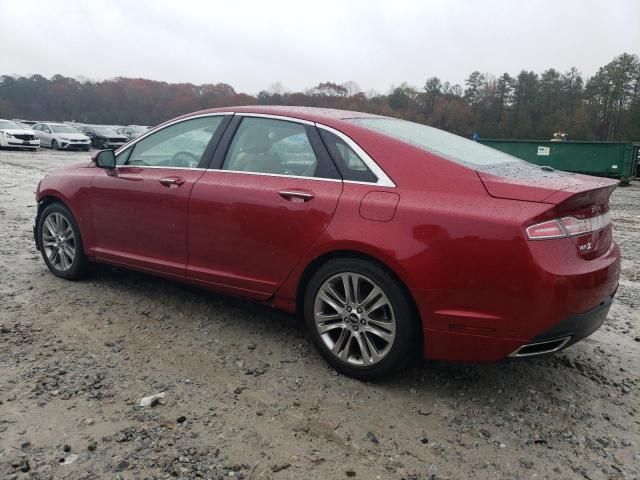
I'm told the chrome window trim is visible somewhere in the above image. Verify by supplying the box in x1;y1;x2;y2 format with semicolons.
114;112;233;157
314;124;396;188
111;111;396;187
235;112;315;126
210;169;342;183
114;165;206;171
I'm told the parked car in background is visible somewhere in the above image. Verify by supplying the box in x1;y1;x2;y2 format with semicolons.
32;123;91;151
32;106;620;379
13;119;37;126
0;119;40;150
78;125;128;149
117;125;150;141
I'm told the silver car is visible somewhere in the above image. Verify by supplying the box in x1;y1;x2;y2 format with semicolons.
33;123;91;151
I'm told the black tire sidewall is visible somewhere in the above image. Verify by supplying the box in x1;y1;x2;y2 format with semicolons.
51;140;58;150
37;203;87;280
304;258;419;380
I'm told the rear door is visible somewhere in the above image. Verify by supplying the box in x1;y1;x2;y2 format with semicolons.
89;114;230;277
187;115;343;298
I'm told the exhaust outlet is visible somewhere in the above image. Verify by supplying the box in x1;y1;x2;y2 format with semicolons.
509;336;572;358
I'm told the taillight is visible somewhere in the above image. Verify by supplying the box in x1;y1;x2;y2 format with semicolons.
526;220;566;239
526;212;611;240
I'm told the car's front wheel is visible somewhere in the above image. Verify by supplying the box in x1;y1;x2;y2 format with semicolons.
37;203;88;280
51;139;58;150
304;258;419;380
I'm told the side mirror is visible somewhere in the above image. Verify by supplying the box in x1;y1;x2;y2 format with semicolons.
93;149;116;169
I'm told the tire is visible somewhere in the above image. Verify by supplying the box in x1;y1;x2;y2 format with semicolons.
84;147;90;152
51;140;58;150
37;203;88;280
304;258;419;380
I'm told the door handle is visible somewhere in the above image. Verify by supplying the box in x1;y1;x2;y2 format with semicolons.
278;190;314;202
159;177;185;187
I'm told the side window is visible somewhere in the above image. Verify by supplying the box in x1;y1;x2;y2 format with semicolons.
43;125;52;133
116;147;132;165
223;117;321;178
126;116;223;168
319;130;378;183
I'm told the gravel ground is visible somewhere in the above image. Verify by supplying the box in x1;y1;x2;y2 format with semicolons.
1;149;639;480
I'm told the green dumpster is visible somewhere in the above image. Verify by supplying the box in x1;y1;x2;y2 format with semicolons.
478;139;639;185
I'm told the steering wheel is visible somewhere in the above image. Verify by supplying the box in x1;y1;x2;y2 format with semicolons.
171;151;199;168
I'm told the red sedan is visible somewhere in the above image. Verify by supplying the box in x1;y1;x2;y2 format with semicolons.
34;107;620;379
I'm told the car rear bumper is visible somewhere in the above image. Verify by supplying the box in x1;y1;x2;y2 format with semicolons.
507;293;613;357
413;240;620;362
420;290;615;362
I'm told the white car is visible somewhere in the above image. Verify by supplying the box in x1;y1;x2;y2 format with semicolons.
32;123;91;151
0;119;40;151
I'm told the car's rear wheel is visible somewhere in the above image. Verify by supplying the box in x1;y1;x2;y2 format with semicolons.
37;203;88;280
51;140;58;150
304;258;419;380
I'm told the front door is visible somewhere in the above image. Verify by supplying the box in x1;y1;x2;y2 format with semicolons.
187;116;343;298
89;115;229;277
40;125;52;147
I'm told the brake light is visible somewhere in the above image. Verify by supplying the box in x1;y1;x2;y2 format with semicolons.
526;212;611;240
526;220;566;239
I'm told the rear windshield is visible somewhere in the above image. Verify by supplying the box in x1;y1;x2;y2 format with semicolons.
349;118;521;167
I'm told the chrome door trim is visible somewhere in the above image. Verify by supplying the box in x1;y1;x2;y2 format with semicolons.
114;112;234;156
218;113;396;188
207;169;343;183
114;165;206;171
314;124;396;188
114;111;396;188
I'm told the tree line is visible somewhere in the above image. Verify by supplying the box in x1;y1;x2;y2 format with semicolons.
1;52;638;141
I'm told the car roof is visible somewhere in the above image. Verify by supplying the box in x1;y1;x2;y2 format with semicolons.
183;105;386;127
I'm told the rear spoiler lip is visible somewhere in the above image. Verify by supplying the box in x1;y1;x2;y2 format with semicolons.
543;177;619;205
476;170;619;205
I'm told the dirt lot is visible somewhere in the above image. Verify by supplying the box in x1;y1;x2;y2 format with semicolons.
1;149;639;480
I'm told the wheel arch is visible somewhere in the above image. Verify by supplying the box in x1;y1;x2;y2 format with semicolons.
35;193;88;251
36;194;71;220
294;249;423;348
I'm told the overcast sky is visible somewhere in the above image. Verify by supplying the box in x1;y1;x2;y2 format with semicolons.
1;0;638;94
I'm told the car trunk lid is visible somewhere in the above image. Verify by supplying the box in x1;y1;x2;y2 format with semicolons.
476;162;619;205
478;162;618;259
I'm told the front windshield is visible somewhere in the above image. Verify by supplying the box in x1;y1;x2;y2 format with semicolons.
51;124;81;134
0;120;23;130
93;127;117;135
349;117;521;167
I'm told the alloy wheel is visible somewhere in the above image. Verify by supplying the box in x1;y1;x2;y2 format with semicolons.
313;272;396;366
42;212;76;271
